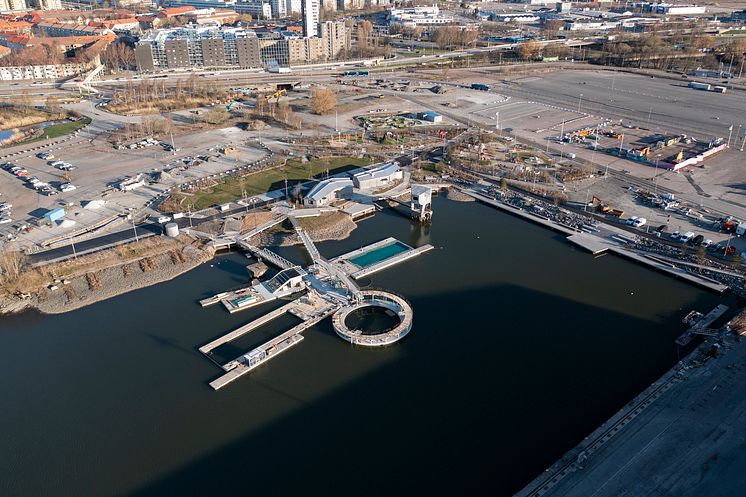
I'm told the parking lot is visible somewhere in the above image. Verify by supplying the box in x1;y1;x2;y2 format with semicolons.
0;125;267;249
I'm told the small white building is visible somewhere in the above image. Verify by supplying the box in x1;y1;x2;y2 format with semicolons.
304;178;353;206
352;162;402;190
259;266;306;296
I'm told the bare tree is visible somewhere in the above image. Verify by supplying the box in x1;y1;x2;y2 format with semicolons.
0;249;25;286
310;87;336;115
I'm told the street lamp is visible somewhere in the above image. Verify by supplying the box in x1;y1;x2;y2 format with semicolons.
127;213;139;242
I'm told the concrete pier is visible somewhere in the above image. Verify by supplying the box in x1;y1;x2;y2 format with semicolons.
675;304;729;346
462;189;728;293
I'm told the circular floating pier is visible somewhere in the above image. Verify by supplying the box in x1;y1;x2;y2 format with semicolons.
332;290;413;346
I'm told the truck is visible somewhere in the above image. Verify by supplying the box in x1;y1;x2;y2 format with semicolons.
688;81;711;91
471;83;490;91
713;86;727;94
679;231;696;243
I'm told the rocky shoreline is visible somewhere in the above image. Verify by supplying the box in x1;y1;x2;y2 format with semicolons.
0;244;214;316
0;212;357;316
446;188;475;202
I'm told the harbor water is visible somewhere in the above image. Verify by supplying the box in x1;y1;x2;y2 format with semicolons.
0;195;732;496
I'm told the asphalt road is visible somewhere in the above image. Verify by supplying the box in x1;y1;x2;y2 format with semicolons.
29;197;276;264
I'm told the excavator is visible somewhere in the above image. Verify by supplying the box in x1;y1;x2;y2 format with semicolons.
590;195;624;217
264;88;287;103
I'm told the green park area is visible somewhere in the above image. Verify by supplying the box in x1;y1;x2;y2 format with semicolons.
160;156;373;212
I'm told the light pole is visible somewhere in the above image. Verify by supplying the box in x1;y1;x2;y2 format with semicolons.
130;215;139;242
727;124;734;147
250;197;258;229
69;235;77;259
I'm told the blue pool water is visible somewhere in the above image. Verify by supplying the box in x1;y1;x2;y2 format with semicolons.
349;241;409;268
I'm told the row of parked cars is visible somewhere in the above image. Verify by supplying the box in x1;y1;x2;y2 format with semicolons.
0;200;11;224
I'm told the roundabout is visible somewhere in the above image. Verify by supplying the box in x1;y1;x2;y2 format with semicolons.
332;290;413;346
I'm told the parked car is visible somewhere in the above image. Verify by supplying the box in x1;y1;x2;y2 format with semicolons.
59;183;76;193
670;231;681;239
37;152;54;160
156;215;171;224
0;218;11;224
0;202;12;210
702;239;713;247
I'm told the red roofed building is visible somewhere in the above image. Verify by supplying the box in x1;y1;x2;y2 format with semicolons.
0;19;33;35
157;6;197;19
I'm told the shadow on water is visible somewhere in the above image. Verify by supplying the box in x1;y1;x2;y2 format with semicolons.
123;282;720;497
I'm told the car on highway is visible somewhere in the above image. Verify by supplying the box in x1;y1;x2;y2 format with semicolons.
156;215;171;224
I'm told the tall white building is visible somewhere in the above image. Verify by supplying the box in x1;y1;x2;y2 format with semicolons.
301;0;319;37
0;0;28;11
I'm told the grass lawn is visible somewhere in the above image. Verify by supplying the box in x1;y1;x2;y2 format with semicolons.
39;117;92;139
173;156;373;211
5;117;92;148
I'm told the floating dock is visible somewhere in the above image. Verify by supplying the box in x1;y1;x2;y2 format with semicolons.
208;301;338;390
199;285;270;313
201;291;341;390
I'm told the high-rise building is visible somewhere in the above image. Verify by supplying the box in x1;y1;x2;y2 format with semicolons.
285;0;300;14
269;0;285;18
0;0;28;11
301;0;319;37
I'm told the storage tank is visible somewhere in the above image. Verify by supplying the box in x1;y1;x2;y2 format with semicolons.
165;222;179;237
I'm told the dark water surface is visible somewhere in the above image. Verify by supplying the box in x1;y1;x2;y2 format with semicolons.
0;196;732;496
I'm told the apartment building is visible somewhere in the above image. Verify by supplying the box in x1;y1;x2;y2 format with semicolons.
135;21;348;71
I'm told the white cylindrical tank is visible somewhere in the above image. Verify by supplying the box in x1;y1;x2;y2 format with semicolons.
165;222;179;237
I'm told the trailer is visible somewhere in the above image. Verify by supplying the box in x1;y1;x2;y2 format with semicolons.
688;81;711;91
713;86;727;94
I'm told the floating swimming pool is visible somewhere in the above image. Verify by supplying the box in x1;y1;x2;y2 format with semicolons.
349;241;410;268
